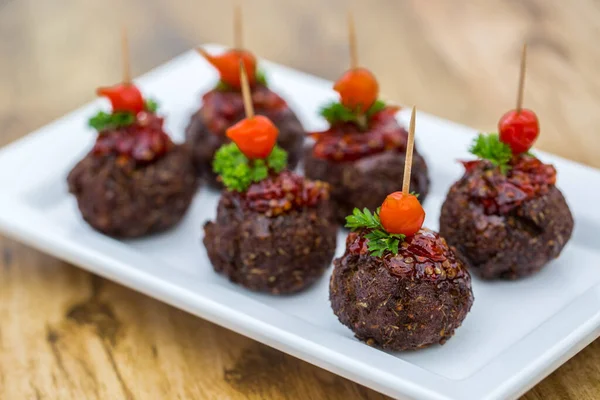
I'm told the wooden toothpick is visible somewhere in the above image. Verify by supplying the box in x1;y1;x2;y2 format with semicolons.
347;11;358;69
196;47;210;59
239;61;254;118
402;106;416;194
516;43;527;112
121;27;131;84
233;0;243;49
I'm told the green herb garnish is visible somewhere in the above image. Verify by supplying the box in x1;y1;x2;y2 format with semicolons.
256;70;268;86
213;143;287;192
320;99;388;129
88;111;135;131
469;133;513;174
365;100;386;118
345;207;406;257
88;98;158;131
145;99;159;113
215;71;269;92
215;80;231;91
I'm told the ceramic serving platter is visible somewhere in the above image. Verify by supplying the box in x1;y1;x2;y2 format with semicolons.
0;45;599;400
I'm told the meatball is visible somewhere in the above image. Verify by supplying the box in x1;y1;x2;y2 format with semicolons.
304;149;429;224
330;229;473;351
203;173;337;294
440;165;574;279
305;108;429;224
68;144;197;238
186;86;305;188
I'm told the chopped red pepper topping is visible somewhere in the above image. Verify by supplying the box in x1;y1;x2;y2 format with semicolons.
96;83;145;114
201;86;288;134
379;191;425;237
333;68;379;113
311;106;404;162
498;108;539;154
200;49;257;89
237;170;329;217
461;154;556;214
346;229;467;282
226;115;279;159
92;111;173;164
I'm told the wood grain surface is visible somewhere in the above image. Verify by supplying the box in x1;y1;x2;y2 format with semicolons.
1;0;599;399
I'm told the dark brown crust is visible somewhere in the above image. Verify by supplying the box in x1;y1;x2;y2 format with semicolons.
330;233;473;351
185;107;305;188
67;145;197;238
203;191;337;294
304;148;429;224
439;184;574;280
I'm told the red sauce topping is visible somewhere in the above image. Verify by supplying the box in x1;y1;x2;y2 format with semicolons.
201;85;289;134
311;107;406;162
461;155;556;214
346;229;468;282
238;170;329;217
93;111;173;164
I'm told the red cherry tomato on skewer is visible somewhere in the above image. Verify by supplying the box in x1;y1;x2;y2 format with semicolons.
226;115;279;159
333;67;379;113
96;83;145;114
200;49;257;89
498;108;539;154
379;191;425;237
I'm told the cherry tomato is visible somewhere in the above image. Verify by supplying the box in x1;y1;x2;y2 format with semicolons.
498;109;539;154
200;49;257;89
379;191;425;237
226;115;279;159
333;68;379;113
96;83;145;114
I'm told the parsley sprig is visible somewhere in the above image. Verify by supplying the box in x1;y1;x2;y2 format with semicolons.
145;99;159;113
213;143;287;192
469;133;513;174
345;208;406;257
216;70;269;91
320;100;387;129
89;112;135;131
88;99;159;131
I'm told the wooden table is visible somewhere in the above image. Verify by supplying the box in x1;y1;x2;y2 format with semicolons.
1;1;599;399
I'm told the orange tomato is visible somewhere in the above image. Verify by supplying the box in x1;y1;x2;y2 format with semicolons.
200;49;257;89
96;83;145;114
379;191;425;236
333;68;379;113
226;115;279;159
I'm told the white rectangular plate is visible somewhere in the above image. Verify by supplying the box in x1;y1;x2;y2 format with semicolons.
1;45;599;400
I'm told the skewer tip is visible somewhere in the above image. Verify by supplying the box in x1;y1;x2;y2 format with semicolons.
121;26;131;84
402;106;417;194
516;42;528;112
233;0;243;49
347;10;358;69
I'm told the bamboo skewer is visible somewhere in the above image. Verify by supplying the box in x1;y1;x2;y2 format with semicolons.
347;11;368;127
516;43;527;112
233;1;243;49
347;11;358;69
239;61;254;118
121;27;132;84
402;106;416;194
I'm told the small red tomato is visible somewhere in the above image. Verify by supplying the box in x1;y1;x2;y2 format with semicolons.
97;83;145;114
200;49;257;89
333;67;379;113
498;109;540;154
226;115;279;159
379;191;425;237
